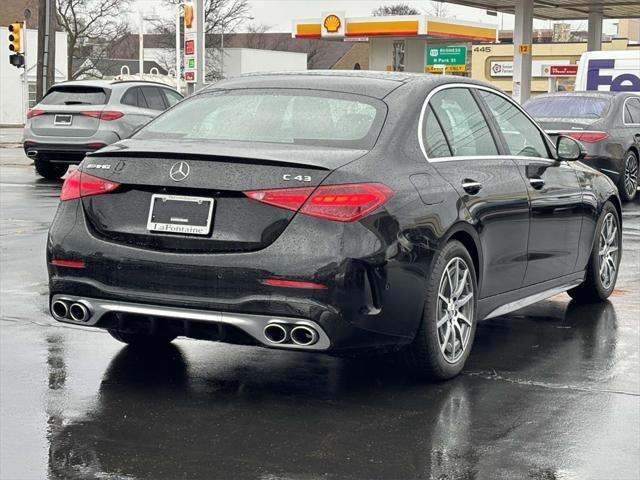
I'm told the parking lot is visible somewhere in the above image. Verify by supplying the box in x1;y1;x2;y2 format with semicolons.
1;145;639;479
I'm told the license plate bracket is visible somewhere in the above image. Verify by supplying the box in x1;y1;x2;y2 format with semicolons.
54;114;73;126
147;194;214;236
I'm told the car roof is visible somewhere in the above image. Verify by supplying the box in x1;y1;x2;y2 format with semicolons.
206;70;481;99
50;79;175;89
527;91;629;102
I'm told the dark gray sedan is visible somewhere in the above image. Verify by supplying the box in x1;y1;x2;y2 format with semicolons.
524;91;640;202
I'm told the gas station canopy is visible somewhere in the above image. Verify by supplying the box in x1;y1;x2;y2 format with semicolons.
446;0;640;20
292;15;496;42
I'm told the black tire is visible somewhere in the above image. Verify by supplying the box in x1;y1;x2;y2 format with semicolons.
34;159;68;180
401;240;478;381
568;201;621;303
618;150;638;202
108;329;177;347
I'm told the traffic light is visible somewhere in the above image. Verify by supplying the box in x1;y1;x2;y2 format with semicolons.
8;22;22;53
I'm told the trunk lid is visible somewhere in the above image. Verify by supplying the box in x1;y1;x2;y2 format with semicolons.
80;139;366;253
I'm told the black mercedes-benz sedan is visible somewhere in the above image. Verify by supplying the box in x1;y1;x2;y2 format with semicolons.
524;91;640;202
47;72;622;380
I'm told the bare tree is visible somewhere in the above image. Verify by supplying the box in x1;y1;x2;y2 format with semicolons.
56;0;131;79
372;4;420;16
425;1;451;18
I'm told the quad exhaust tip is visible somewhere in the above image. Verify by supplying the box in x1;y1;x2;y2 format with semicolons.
51;300;69;320
51;300;91;322
263;323;289;344
263;322;319;347
69;302;90;322
290;325;319;346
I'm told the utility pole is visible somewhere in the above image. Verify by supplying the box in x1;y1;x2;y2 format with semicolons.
36;0;56;101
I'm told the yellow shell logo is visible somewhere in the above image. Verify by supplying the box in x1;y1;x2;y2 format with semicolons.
323;14;341;33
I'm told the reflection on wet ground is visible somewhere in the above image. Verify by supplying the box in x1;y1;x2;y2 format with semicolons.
1;159;639;479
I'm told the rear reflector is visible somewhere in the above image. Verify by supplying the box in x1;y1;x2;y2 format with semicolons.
60;170;121;201
563;131;609;143
80;111;124;121
261;278;328;289
245;183;393;222
49;259;86;268
86;142;106;149
26;109;45;119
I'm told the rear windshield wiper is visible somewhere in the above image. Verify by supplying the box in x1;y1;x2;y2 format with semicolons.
63;101;91;105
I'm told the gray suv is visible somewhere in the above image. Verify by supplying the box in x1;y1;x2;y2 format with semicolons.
23;80;183;179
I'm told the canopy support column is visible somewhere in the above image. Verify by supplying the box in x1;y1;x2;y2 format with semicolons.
587;10;603;51
512;0;533;104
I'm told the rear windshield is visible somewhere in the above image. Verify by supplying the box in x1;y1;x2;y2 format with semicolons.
524;96;610;119
41;86;107;106
134;89;385;149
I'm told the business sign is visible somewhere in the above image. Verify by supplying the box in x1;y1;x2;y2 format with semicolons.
184;1;197;83
587;59;640;91
490;60;571;77
542;65;578;77
321;12;345;38
426;46;467;73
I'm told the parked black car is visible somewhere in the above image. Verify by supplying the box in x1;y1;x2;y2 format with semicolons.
524;91;640;202
47;72;622;380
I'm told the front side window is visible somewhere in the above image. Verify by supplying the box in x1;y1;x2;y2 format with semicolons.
141;87;166;110
135;89;385;150
162;89;183;107
480;91;549;158
429;88;498;157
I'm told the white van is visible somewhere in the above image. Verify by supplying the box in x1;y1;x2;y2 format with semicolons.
574;50;640;92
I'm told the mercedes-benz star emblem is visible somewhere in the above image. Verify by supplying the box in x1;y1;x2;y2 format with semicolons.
169;161;190;182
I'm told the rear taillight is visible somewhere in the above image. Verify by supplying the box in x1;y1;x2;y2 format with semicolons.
261;278;328;289
26;109;45;119
564;131;609;143
60;170;120;201
49;259;86;268
245;183;393;222
80;111;124;121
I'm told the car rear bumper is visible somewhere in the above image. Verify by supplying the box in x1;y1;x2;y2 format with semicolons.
23;131;120;162
47;201;427;352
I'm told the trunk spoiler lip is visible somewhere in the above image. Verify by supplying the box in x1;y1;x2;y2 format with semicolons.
88;140;370;171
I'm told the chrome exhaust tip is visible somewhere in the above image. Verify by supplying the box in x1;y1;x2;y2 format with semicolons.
26;150;38;157
263;323;289;344
290;325;319;346
69;302;90;322
51;300;69;320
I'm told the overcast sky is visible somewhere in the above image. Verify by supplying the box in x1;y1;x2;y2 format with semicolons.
136;0;619;35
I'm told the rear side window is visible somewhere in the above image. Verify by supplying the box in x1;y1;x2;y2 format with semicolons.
121;87;148;108
479;91;549;158
162;89;182;107
624;97;640;124
141;87;166;110
422;106;451;158
524;96;609;119
135;89;385;150
429;88;498;157
41;86;107;105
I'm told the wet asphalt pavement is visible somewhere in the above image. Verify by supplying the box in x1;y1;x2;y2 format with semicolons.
1;147;639;480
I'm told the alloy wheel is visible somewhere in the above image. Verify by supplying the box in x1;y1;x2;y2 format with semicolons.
436;257;474;364
624;153;638;198
598;212;619;290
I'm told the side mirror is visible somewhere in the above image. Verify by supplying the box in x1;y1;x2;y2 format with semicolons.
556;135;586;161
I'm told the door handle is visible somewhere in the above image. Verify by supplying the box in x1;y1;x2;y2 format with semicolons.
529;177;545;189
461;179;482;194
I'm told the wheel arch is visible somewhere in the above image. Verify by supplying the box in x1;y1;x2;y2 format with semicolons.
441;222;483;291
